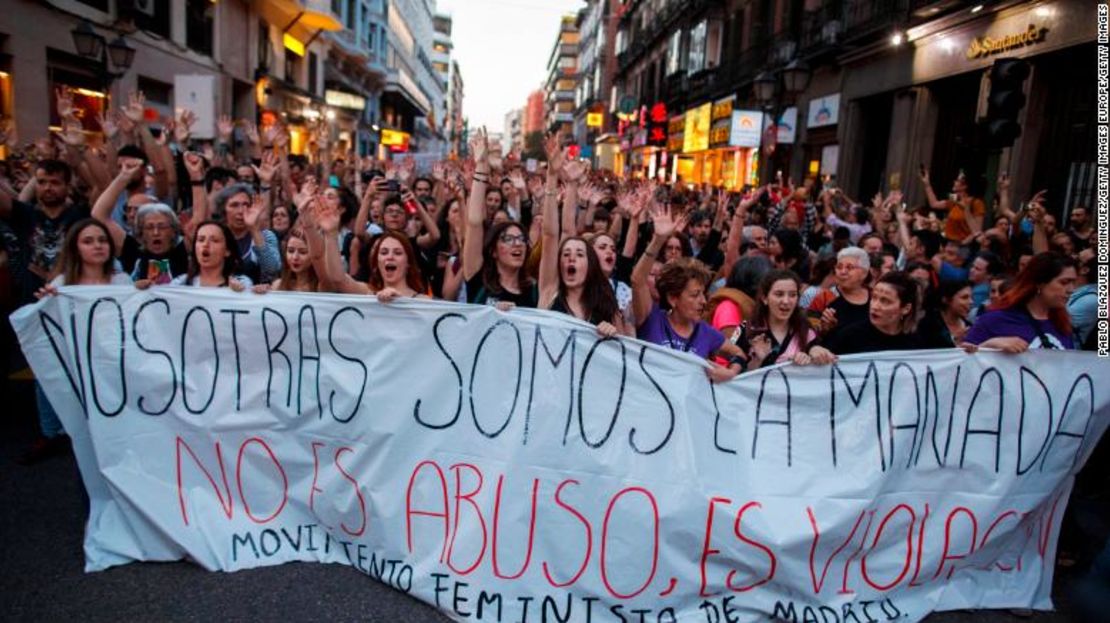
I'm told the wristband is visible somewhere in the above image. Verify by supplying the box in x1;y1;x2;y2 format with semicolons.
260;185;272;192
727;354;748;371
190;179;204;187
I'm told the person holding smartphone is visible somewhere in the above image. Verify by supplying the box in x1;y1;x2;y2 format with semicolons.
743;269;828;368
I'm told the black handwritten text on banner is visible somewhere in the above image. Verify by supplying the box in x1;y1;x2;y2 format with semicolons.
11;287;1110;623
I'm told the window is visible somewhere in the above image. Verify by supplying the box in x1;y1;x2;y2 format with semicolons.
666;30;683;75
308;52;318;95
347;0;357;29
258;21;273;71
186;0;214;57
688;20;707;72
132;0;171;39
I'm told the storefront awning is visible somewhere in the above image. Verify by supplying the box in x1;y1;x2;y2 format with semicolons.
257;0;343;48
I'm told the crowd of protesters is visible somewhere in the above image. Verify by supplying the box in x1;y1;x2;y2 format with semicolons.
0;89;1107;614
0;87;1103;448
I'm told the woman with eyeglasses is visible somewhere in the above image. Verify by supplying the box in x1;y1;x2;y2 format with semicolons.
91;158;188;285
808;271;924;359
461;127;536;308
808;246;872;335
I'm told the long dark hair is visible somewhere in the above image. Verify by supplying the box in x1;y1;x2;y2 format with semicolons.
56;218;117;285
751;269;812;353
368;231;426;294
481;221;533;296
993;252;1075;335
557;236;619;325
187;219;242;285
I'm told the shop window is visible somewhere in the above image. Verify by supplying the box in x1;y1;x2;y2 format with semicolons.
186;0;214;57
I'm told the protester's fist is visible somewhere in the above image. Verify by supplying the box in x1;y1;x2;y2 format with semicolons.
183;151;205;181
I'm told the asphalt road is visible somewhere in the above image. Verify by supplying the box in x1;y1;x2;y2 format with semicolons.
0;374;1087;623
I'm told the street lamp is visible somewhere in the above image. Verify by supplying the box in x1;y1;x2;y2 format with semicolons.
755;58;812;184
753;71;777;108
106;35;136;72
782;58;812;95
71;20;103;58
70;19;136;83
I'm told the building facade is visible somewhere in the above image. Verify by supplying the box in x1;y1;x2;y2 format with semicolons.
503;107;523;155
324;0;390;156
523;88;546;136
544;15;579;136
574;0;620;168
382;0;440;157
611;0;1097;215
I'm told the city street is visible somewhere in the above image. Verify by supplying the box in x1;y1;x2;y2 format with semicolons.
0;0;1106;621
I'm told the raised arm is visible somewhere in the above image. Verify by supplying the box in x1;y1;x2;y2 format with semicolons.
721;193;754;278
315;196;371;295
560;157;588;240
918;168;949;211
537;133;564;308
631;207;684;328
408;188;441;250
91;160;141;252
461;127;490;282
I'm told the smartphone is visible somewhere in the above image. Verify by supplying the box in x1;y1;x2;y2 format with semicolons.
329;175;340;188
385;179;401;193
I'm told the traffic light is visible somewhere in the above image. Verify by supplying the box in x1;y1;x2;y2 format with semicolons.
982;58;1030;148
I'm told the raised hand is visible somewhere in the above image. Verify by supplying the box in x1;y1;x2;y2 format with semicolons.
217;114;235;142
469;126;489;165
543;131;561;164
175;109;197;144
98;109;119;141
294;176;319;211
56;117;86;148
244;122;260;145
123;91;146;124
183;151;205;181
253;149;278;185
244;193;265;231
432;161;447;182
650;203;683;240
398;156;416;185
560;157;589;183
315;195;341;233
55;86;75;120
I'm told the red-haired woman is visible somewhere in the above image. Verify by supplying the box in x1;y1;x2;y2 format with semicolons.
963;252;1077;352
313;198;427;301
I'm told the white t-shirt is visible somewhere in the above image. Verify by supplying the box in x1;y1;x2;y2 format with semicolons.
50;272;134;287
171;274;254;288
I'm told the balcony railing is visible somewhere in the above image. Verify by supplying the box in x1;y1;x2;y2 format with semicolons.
801;2;844;52
842;0;909;41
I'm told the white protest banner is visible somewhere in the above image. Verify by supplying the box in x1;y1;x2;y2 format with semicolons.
12;287;1110;623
